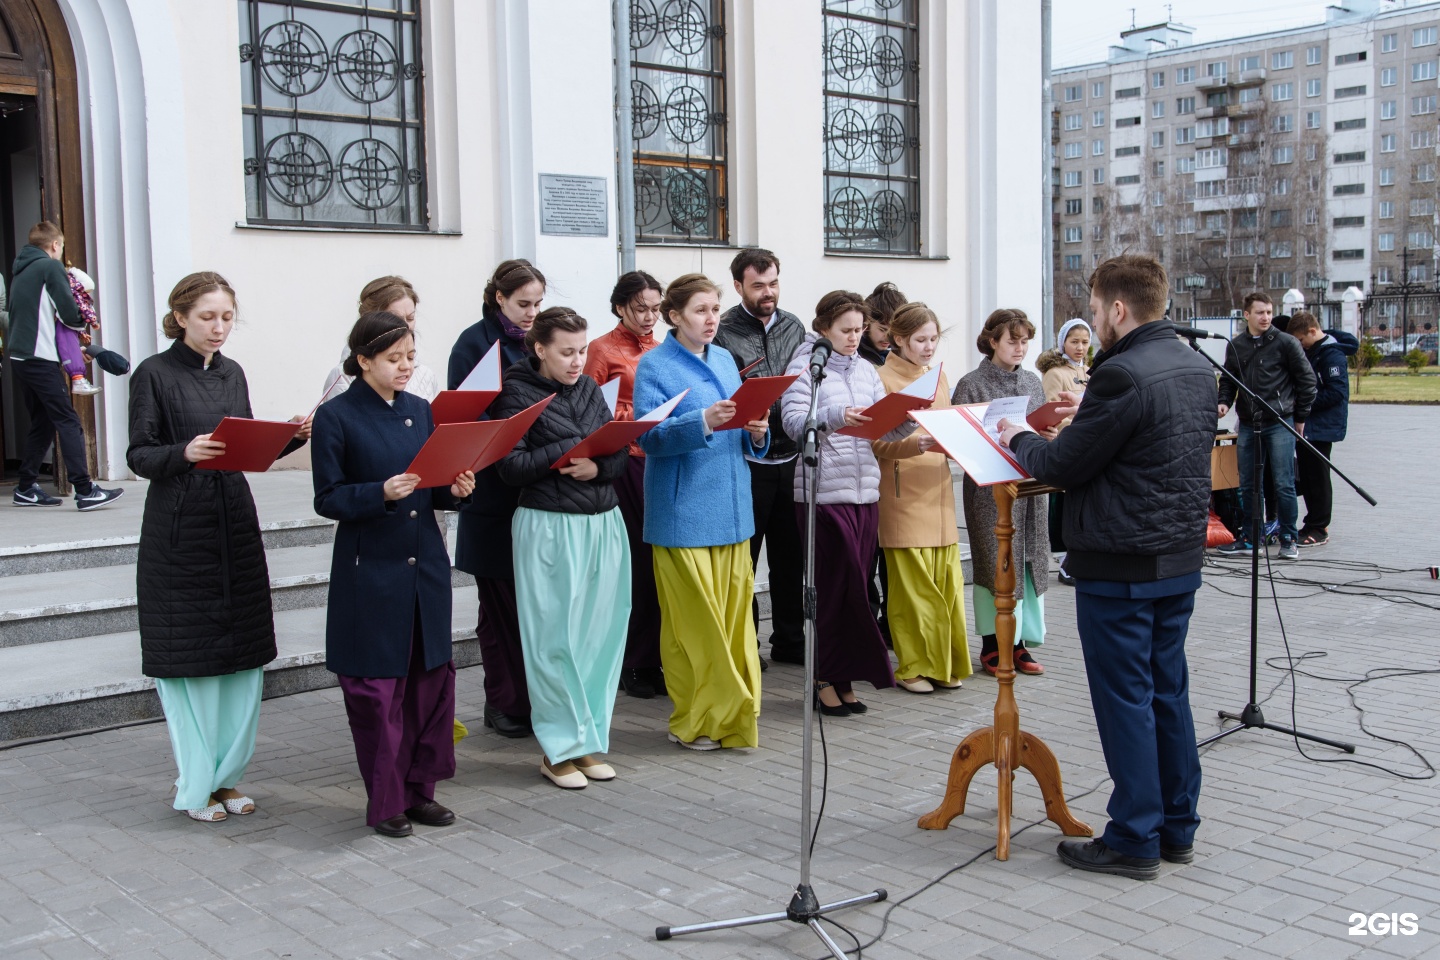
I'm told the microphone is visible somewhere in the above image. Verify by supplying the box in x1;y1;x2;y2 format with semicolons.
808;337;834;379
1173;325;1223;340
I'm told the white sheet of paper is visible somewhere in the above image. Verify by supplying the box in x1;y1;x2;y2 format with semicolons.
979;395;1031;441
910;407;1029;486
600;376;621;416
457;341;502;391
899;362;943;399
638;390;688;421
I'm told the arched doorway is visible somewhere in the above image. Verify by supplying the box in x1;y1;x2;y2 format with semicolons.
0;0;89;483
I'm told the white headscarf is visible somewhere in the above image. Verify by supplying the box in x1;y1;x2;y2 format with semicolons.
1056;318;1091;367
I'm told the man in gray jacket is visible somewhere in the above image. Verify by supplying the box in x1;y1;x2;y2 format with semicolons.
713;248;807;666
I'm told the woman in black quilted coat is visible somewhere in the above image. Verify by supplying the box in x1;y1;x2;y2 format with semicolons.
492;308;632;790
127;272;309;823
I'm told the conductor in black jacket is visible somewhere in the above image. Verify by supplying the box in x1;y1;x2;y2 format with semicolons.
999;255;1217;881
712;248;807;665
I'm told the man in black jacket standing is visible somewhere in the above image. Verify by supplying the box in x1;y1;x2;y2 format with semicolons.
713;249;807;665
999;255;1216;880
7;221;121;510
1216;292;1316;560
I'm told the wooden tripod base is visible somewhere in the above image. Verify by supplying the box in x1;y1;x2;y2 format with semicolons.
916;480;1092;860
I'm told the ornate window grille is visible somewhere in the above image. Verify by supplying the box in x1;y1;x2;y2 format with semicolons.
239;0;426;230
823;0;920;254
629;0;728;244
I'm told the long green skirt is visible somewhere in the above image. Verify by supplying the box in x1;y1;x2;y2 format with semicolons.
154;667;264;810
972;568;1047;645
883;545;972;683
512;506;631;762
653;541;762;748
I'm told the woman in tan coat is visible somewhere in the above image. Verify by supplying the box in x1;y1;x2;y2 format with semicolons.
872;303;970;694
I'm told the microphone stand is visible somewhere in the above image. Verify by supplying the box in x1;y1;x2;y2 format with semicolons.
1184;334;1367;753
656;352;886;958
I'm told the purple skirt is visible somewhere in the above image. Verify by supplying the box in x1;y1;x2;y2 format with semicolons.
795;502;896;691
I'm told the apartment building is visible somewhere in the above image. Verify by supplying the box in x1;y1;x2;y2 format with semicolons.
1052;0;1440;335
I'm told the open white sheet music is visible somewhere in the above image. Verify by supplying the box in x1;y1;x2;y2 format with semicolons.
979;395;1032;441
600;376;621;416
456;341;502;391
910;406;1030;486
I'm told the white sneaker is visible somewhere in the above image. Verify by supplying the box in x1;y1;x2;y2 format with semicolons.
668;732;721;751
70;378;101;395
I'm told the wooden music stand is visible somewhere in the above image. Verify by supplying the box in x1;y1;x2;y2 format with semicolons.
917;478;1092;859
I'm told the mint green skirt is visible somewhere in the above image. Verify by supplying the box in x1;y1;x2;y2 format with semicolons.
154;668;264;810
512;506;631;762
972;569;1046;646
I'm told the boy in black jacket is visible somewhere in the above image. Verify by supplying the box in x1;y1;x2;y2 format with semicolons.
7;221;122;510
1288;311;1356;546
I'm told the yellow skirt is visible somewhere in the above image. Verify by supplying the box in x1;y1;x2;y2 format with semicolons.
883;545;972;683
653;542;762;748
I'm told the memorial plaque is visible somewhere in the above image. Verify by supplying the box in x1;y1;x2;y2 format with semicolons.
539;174;609;237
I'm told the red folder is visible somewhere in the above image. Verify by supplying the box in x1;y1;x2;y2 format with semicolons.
717;374;798;430
196;418;302;473
1026;400;1070;432
836;363;943;440
430;341;503;425
430;390;499;425
550;390;689;469
405;395;554;488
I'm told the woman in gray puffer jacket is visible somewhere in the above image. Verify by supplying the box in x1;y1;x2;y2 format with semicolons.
780;291;897;715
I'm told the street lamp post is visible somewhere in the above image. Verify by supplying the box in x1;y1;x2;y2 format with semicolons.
1306;274;1329;326
1182;274;1206;322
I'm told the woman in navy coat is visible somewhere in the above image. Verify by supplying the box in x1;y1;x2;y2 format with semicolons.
447;259;546;739
313;311;475;838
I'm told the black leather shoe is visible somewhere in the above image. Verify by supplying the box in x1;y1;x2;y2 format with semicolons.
483;702;532;739
769;646;806;666
644;667;668;697
375;815;412;838
619;668;655;699
758;656;769;672
1057;839;1159;880
1160;842;1194;864
404;801;455;827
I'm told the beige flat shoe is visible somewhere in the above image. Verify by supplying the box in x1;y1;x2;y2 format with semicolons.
541;757;587;789
931;677;963;689
896;676;935;694
572;756;616;781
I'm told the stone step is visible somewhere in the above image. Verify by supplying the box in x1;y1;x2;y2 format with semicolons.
0;591;480;744
0;543;475;648
0;516;336;577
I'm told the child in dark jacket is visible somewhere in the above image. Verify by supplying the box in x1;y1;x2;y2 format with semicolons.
1287;311;1356;546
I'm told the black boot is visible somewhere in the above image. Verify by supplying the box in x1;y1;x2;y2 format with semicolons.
483;702;532;738
619;668;656;699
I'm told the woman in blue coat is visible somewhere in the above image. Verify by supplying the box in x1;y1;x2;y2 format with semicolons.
313;311;475;838
634;274;770;750
447;259;546;739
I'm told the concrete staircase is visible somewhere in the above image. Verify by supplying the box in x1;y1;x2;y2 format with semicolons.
0;473;477;743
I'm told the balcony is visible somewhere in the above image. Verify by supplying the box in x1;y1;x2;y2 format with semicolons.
1197;74;1230;91
1234;68;1267;86
1196;105;1227;120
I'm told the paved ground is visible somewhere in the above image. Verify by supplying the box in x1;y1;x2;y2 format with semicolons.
1;405;1437;959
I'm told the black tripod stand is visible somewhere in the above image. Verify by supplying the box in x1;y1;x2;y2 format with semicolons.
1186;335;1372;752
655;344;886;958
